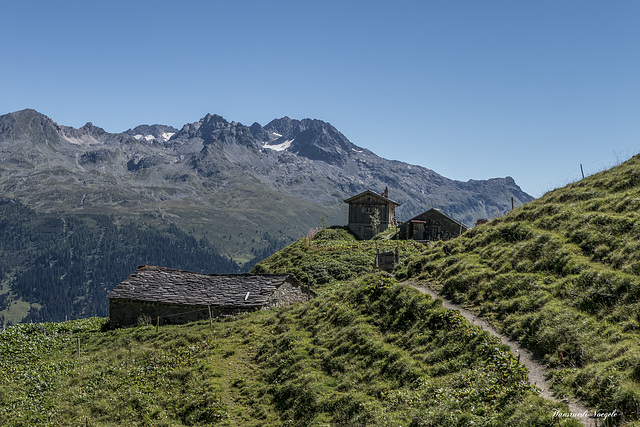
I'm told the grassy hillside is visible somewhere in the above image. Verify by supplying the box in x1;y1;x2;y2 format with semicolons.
0;229;579;426
398;154;640;424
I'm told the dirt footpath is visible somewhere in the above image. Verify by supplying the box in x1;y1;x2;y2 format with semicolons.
407;283;599;427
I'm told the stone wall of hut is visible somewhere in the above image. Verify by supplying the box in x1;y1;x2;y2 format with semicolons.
108;299;242;329
266;279;316;307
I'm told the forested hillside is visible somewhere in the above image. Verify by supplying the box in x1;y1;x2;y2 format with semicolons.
0;200;240;325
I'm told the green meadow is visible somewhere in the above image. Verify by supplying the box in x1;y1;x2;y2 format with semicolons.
397;155;640;424
0;228;579;426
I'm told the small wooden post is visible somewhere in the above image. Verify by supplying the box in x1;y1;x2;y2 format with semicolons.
580;163;585;179
156;316;159;333
511;196;514;211
208;305;213;328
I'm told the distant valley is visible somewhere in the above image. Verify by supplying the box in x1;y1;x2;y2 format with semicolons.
0;109;532;323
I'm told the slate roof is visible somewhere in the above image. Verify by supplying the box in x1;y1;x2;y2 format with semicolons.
343;189;401;206
107;265;294;308
410;208;467;230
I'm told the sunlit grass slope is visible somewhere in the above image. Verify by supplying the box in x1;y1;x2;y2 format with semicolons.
0;229;580;426
398;154;640;424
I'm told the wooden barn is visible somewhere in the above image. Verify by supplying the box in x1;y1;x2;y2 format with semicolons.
344;188;400;240
107;265;315;328
399;208;467;242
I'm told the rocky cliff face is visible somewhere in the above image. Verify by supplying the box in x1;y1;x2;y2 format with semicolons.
0;109;533;260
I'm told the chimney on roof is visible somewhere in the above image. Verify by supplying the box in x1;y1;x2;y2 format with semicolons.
382;186;389;198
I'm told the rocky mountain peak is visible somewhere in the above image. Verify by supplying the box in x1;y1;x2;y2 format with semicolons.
249;122;269;142
0;109;64;142
177;113;229;138
263;117;356;165
0;109;534;228
264;116;295;136
125;124;179;143
173;113;257;150
5;108;47;122
59;121;108;144
79;122;106;135
201;113;229;127
265;116;335;138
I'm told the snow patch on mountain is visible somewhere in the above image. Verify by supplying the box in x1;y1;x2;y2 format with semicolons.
264;139;294;152
134;134;155;141
133;132;175;142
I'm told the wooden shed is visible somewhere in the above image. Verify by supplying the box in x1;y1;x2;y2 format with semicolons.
344;188;400;239
398;208;467;242
107;265;315;328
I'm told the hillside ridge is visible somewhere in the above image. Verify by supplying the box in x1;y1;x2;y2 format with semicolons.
0;228;582;426
395;153;640;424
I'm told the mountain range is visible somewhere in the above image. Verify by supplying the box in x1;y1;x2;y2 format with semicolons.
0;108;532;323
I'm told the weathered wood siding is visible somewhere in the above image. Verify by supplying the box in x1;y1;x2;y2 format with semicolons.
347;194;396;239
348;194;391;224
399;209;467;241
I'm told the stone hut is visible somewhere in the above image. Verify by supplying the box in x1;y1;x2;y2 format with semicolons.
107;265;315;328
399;208;467;242
344;188;401;239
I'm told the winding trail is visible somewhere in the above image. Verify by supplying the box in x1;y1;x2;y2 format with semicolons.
406;282;598;427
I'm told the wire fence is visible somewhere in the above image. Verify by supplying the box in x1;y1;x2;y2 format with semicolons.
531;144;640;197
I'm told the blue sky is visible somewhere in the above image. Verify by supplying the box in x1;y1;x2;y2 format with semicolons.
3;1;640;197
